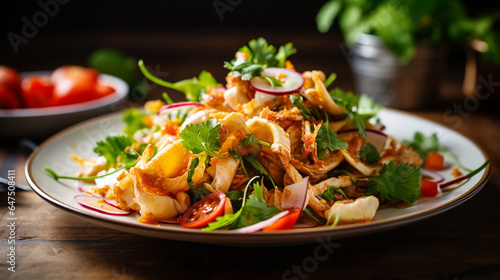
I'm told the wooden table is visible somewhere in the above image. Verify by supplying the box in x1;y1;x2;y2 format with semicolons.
1;29;500;280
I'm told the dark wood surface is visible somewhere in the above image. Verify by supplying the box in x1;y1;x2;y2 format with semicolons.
1;28;500;280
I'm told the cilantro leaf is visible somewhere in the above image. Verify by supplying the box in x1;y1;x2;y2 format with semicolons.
316;186;349;201
330;88;382;137
365;160;421;204
202;176;258;231
224;38;296;80
315;117;348;160
231;181;281;229
138;60;218;101
179;119;222;158
93;135;134;167
290;94;319;121
359;143;381;164
122;108;148;138
403;132;443;160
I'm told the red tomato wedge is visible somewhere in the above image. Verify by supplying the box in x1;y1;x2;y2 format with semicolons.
51;65;102;106
0;66;22;93
263;206;301;231
21;76;54;108
0;84;22;109
425;151;444;171
180;192;226;228
420;180;439;197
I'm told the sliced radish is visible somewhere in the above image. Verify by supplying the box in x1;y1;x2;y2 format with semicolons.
157;101;203;115
281;176;309;210
420;168;444;183
338;128;387;152
74;195;131;216
232;210;289;233
250;67;303;95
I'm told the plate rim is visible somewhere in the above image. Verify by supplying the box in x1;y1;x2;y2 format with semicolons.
25;108;491;245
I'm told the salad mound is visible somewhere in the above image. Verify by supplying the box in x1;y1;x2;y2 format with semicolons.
46;38;487;232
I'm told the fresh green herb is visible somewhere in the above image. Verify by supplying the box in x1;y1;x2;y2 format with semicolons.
186;157;211;203
316;186;349;201
330;88;382;137
328;169;358;184
316;115;348;160
202;176;259;231
403;132;441;160
324;73;337;88
93;135;134;167
403;132;472;172
179;119;222;158
290;94;320;121
224;38;296;80
245;157;275;188
238;134;270;148
231;180;281;229
303;207;327;226
327;213;340;228
138;59;218;101
359;143;381;164
45;166;126;181
365;160;421;204
162;92;174;104
260;76;283;87
122;108;149;138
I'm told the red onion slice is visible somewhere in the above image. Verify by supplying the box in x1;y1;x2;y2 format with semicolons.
281;176;309;210
74;195;131;216
232;210;289;233
420;168;444;183
157;101;203;115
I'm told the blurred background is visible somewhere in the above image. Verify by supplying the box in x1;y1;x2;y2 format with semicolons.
1;0;499;108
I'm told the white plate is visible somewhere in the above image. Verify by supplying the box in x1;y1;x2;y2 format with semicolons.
25;109;490;246
0;72;129;141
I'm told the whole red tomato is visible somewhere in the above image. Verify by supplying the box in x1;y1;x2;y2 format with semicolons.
50;65;102;106
21;76;54;108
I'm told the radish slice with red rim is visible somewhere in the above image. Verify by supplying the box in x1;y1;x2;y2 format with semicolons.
420;168;444;183
281;176;309;210
250;67;304;95
232;210;290;233
338;128;387;152
157;101;203;115
74;195;131;216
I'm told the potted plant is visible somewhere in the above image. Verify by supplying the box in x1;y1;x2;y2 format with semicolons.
316;0;500;109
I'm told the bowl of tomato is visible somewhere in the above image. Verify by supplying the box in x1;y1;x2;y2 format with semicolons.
0;65;129;141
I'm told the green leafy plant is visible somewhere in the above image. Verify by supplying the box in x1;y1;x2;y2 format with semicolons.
317;0;500;63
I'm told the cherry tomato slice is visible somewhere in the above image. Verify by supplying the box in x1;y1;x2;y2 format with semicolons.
263;206;301;231
180;192;226;228
0;84;22;109
420;180;439;197
425;151;444;171
21;76;54;108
